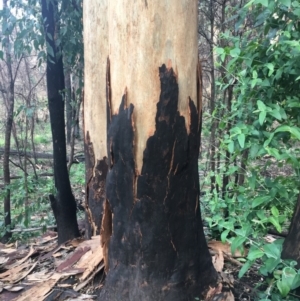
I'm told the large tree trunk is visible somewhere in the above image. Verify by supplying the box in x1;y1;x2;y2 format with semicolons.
83;1;217;300
42;0;80;245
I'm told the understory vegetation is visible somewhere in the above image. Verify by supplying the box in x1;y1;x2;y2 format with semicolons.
200;0;300;299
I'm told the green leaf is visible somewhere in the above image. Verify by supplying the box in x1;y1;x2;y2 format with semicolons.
265;147;280;160
259;111;266;125
263;242;281;258
257;100;266;111
269;109;282;120
265;62;274;76
282;267;296;289
237;134;245;148
248;173;257;190
255;0;269;6
231;236;246;255
247;248;264;261
291;274;300;290
228;141;234;153
269;216;282;233
238;260;253;278
249;144;260;158
279;0;291;7
277;279;290;297
260;257;281;275
271;206;279;218
230;47;241;57
252;195;272;208
215;47;225;55
275;126;300;140
46;41;54;58
221;229;230;242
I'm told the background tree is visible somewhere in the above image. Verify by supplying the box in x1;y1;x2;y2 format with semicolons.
41;0;79;244
1;0;14;242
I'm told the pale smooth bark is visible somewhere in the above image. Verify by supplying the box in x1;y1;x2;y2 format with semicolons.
84;0;198;173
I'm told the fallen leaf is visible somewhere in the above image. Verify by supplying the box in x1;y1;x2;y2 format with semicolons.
208;240;248;257
212;250;224;272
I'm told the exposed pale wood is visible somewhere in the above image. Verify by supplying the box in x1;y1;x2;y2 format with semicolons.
107;1;198;173
83;0;108;162
83;0;198;173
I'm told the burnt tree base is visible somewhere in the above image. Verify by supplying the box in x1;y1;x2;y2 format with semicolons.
99;64;217;301
49;194;80;245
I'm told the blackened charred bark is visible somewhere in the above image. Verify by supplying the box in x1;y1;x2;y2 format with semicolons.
84;132;108;238
65;68;72;144
282;192;300;266
100;65;217;301
42;0;79;245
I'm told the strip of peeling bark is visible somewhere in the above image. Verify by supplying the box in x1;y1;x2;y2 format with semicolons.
84;132;108;237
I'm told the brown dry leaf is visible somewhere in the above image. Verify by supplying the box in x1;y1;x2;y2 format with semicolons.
205;283;235;301
212;250;224;272
205;283;222;300
208;240;247;257
12;273;61;301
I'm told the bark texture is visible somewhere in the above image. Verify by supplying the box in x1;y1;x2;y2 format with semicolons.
282;192;300;266
42;0;80;244
99;64;217;301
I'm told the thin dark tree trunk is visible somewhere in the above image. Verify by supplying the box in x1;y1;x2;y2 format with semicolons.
209;0;217;193
65;68;72;144
282;192;300;267
2;0;14;242
68;91;82;172
42;0;80;244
